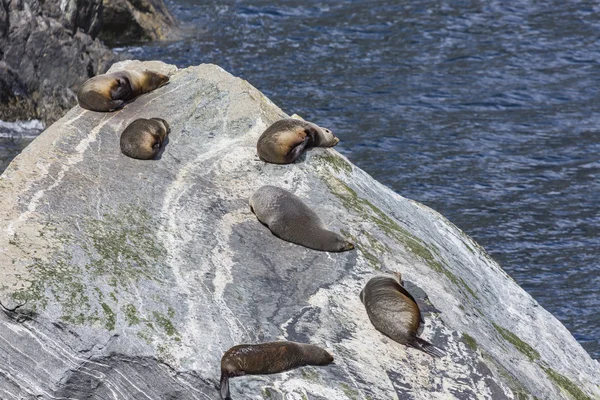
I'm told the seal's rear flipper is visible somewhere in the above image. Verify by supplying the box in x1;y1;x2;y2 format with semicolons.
220;372;231;400
411;337;445;358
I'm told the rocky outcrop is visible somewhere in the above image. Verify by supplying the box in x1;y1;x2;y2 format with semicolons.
0;60;599;399
99;0;178;45
0;0;176;125
0;0;114;124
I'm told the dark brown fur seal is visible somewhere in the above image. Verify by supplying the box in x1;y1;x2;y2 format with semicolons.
360;274;445;357
77;70;169;112
257;119;340;164
249;185;354;252
120;118;170;160
220;341;334;399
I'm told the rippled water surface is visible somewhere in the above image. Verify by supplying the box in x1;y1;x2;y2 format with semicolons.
4;0;600;358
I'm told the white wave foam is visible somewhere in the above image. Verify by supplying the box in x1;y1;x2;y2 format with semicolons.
0;119;45;139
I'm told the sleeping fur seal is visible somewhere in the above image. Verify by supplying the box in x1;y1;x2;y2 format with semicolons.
120;118;170;160
257;119;339;164
360;274;445;357
220;341;333;399
77;70;169;112
249;185;354;252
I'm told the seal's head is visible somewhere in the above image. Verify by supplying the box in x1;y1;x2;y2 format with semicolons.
301;344;334;366
150;117;171;134
320;127;340;146
306;122;339;147
329;233;354;252
338;239;355;252
143;70;170;90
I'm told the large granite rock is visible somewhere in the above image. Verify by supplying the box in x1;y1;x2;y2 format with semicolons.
99;0;178;45
0;60;598;399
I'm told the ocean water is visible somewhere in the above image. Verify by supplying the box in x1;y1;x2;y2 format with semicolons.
0;119;45;172
2;0;599;358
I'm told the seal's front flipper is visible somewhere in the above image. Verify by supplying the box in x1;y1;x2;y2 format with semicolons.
288;136;310;162
108;100;125;111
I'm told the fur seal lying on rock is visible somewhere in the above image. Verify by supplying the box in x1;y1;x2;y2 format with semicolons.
360;274;445;357
249;185;354;252
77;70;169;112
220;341;334;399
257;119;340;164
120;118;170;160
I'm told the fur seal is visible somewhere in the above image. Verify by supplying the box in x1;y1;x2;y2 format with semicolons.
360;274;445;357
220;341;334;399
257;119;340;164
77;70;169;112
120;118;170;160
249;185;354;252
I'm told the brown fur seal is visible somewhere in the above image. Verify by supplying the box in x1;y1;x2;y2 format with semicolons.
249;185;354;252
257;119;340;164
360;274;445;357
220;341;334;399
77;70;169;112
120;118;170;160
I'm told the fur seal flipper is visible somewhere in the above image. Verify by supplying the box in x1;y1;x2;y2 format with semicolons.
249;185;354;252
360;274;445;358
257;119;339;164
120;118;170;160
77;70;169;112
220;341;333;399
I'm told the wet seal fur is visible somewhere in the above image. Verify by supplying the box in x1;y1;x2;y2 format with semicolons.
220;341;334;399
77;70;169;112
360;273;445;357
257;119;340;164
249;185;354;252
120;118;170;160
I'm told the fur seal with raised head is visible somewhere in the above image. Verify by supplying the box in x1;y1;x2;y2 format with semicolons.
257;119;339;164
77;70;169;112
220;341;334;399
249;185;354;252
360;273;445;357
120;118;170;160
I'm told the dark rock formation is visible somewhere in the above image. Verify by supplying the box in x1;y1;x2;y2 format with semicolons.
0;0;114;125
0;0;176;125
99;0;178;45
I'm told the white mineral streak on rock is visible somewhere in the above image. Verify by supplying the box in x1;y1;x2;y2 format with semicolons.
1;60;599;399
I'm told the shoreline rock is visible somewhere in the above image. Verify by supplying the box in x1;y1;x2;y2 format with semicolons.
0;0;176;126
0;60;598;399
100;0;179;45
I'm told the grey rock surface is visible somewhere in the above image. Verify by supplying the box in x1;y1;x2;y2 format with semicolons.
0;60;599;399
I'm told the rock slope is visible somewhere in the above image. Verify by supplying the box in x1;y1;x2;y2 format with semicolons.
0;60;599;399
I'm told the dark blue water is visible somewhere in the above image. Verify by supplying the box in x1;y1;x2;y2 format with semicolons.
3;0;599;359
